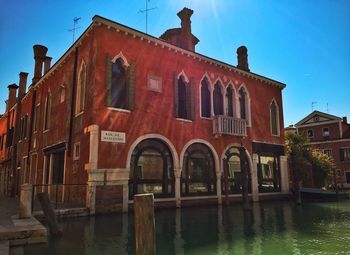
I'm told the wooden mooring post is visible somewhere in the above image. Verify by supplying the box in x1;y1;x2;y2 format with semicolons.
37;192;62;237
134;193;155;255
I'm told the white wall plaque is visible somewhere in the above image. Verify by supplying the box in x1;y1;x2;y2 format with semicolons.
101;131;126;143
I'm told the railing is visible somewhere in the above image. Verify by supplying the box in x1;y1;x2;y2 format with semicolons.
213;115;247;136
31;183;87;212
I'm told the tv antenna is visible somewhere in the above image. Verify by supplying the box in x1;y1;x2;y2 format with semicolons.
326;103;329;113
311;101;317;111
138;0;157;34
67;17;81;43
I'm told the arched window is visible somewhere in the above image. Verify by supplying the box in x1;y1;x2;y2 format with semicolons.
178;76;188;119
226;85;234;117
270;100;279;135
75;63;86;115
44;92;51;130
222;147;251;194
213;82;223;115
129;139;174;199
201;77;211;118
111;58;127;109
239;88;246;120
181;143;216;196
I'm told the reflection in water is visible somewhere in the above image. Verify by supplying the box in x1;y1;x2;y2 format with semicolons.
23;201;350;255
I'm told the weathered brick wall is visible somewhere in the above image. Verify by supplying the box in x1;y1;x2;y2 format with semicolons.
95;185;123;214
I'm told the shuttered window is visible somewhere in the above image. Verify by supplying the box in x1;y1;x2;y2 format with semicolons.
105;55;135;111
340;148;350;161
44;92;51;130
213;81;223;116
226;85;234;117
174;73;194;120
201;78;211;118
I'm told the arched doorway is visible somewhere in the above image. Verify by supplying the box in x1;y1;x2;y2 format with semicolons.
129;139;174;199
181;143;216;196
222;147;251;194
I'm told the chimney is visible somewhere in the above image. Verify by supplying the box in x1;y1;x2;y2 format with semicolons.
18;72;28;99
7;84;19;111
236;46;250;72
343;117;348;124
32;45;48;83
43;56;52;74
178;8;193;36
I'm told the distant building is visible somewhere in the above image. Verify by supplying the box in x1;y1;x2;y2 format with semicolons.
0;8;289;214
294;111;350;187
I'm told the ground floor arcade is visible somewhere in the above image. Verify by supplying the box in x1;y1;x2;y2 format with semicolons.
85;125;290;214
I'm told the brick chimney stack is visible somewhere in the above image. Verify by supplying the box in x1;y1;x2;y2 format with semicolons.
18;72;28;99
43;56;52;74
7;84;19;111
343;117;348;124
32;44;48;83
178;8;193;36
236;46;250;72
177;8;194;51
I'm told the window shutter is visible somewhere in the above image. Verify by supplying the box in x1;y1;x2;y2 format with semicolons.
127;62;136;111
173;73;179;118
340;148;344;161
189;78;195;120
105;54;112;106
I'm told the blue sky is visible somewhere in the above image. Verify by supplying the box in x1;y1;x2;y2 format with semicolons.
0;0;349;125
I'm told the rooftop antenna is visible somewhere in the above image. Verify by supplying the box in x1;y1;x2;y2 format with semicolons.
311;101;317;111
138;0;157;34
326;103;329;113
67;17;81;43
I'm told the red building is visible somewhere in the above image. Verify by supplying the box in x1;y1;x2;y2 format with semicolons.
295;111;350;187
0;8;289;214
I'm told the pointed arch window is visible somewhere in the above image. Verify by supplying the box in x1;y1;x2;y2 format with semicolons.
105;53;135;111
239;88;246;120
270;100;279;136
75;63;86;115
201;77;211;118
226;85;235;117
178;76;188;119
213;81;224;115
111;59;127;109
44;92;51;130
173;72;194;120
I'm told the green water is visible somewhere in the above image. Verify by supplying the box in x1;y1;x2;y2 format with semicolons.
24;201;350;255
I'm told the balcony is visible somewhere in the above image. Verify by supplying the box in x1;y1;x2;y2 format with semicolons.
213;115;247;136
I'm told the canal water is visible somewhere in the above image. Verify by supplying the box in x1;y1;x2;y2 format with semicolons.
24;201;350;255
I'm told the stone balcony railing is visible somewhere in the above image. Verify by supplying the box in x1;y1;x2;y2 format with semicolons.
213;115;247;136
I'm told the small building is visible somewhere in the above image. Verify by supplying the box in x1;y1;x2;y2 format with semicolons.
0;8;290;214
294;111;350;187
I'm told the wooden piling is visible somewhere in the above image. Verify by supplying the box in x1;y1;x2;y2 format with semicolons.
134;193;155;255
37;192;62;237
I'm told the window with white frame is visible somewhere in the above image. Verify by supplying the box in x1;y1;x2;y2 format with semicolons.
73;142;80;161
200;77;211;118
238;86;250;125
43;92;51;130
270;100;279;136
75;63;86;115
226;85;235;117
340;148;350;161
322;127;330;137
213;81;224;116
345;171;350;183
307;129;314;138
322;149;332;157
